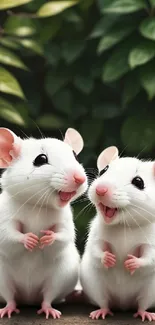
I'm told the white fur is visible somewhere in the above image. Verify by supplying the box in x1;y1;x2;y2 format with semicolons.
80;157;155;312
0;137;88;306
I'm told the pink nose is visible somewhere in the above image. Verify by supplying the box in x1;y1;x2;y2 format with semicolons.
74;173;86;185
96;186;108;196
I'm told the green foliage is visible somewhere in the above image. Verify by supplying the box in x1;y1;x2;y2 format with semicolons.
1;0;155;243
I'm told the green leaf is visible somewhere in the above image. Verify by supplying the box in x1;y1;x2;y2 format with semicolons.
0;98;25;125
18;39;43;55
122;74;141;107
97;23;134;54
121;115;155;153
0;0;32;10
44;43;61;66
0;47;28;70
102;45;130;82
37;114;64;129
0;67;25;99
52;89;72;115
0;37;20;50
79;0;94;10
37;1;79;18
62;9;82;23
140;62;155;100
98;0;147;14
139;17;155;41
74;75;94;94
90;15;120;39
39;17;62;44
62;40;85;64
92;102;121;119
129;40;155;68
71;104;87;120
4;16;38;37
45;69;70;97
80;119;103;148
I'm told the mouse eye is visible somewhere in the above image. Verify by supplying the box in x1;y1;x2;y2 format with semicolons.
33;154;48;167
73;151;78;161
131;176;144;190
99;165;109;176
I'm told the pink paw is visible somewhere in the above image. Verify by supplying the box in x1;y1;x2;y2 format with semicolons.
37;305;61;319
90;308;113;320
134;310;155;322
102;251;116;268
40;230;56;249
20;233;39;251
124;255;143;275
0;303;20;318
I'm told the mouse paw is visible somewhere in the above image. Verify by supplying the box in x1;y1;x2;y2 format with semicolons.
134;310;155;322
124;255;143;275
0;302;20;318
37;304;61;319
90;308;113;320
20;233;39;251
39;230;56;249
102;251;116;269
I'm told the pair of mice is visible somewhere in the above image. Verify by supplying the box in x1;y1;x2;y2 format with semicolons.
0;127;155;322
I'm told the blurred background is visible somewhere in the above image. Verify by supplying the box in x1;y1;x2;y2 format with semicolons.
0;0;155;251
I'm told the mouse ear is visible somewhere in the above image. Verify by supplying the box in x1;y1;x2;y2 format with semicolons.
97;146;119;172
0;128;22;168
64;128;84;154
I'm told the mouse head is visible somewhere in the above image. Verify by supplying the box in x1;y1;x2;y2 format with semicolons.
89;146;155;226
0;127;88;209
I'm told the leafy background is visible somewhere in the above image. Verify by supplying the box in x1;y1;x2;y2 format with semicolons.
0;0;155;250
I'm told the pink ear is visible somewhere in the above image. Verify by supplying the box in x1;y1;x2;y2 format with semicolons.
0;128;21;168
64;128;84;155
97;146;119;172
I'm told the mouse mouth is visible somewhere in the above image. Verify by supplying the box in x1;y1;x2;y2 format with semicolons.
98;203;118;224
58;191;76;206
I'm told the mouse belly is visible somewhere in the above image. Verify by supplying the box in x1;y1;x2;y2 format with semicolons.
5;251;45;304
81;254;151;311
0;244;79;305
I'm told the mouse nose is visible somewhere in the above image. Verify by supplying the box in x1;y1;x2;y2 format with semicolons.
96;185;108;196
74;173;86;185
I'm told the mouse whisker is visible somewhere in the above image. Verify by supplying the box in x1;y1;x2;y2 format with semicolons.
122;211;127;250
30;186;51;213
2;179;48;192
130;204;155;221
74;201;93;221
126;208;152;246
45;191;53;217
8;185;51;220
124;210;134;236
72;196;89;205
130;206;152;224
34;187;51;217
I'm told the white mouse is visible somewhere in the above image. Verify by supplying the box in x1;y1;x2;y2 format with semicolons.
0;127;88;319
80;146;155;322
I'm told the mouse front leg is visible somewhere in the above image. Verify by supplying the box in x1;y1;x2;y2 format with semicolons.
0;220;39;252
39;225;69;249
124;244;155;275
16;221;39;251
102;242;116;269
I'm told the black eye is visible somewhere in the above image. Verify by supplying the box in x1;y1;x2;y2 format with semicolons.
33;154;48;167
73;151;78;161
132;176;144;190
99;165;109;176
